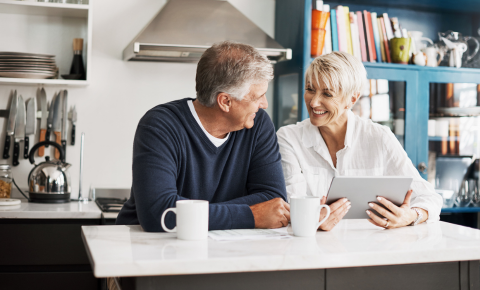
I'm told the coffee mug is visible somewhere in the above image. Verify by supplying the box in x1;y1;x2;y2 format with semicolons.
161;200;209;240
390;37;411;64
290;196;330;237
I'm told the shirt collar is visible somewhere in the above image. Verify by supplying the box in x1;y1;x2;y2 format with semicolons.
301;110;356;149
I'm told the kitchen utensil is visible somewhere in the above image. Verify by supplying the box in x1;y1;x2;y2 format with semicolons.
45;92;58;148
13;95;26;167
52;91;63;159
27;141;71;203
69;38;86;80
290;196;330;237
24;97;37;159
424;46;444;67
61;90;68;162
38;88;47;156
77;132;88;201
3;91;17;159
390;37;411;64
161;200;209;240
70;106;77;145
412;51;426;66
408;31;433;53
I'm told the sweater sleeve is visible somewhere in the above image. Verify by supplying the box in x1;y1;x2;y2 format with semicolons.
219;112;287;206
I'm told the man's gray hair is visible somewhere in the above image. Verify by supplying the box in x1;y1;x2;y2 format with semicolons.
195;41;273;107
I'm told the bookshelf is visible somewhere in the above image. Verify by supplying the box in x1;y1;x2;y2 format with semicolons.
274;0;480;179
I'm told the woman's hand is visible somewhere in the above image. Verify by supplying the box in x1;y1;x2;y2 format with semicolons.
366;189;417;229
318;196;351;231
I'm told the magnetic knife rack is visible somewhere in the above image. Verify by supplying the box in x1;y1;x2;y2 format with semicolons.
0;110;74;119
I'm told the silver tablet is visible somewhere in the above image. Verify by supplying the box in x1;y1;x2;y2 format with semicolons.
325;176;413;219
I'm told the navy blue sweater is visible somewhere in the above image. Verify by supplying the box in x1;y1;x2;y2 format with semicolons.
116;98;287;232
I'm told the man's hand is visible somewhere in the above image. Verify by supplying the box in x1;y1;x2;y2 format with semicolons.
318;197;351;231
250;198;290;229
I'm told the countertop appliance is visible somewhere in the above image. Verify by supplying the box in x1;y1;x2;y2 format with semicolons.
123;0;291;63
27;141;71;203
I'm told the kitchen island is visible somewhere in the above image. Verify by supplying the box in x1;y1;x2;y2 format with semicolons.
82;220;480;290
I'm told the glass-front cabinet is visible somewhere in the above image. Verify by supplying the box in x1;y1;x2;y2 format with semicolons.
273;0;480;213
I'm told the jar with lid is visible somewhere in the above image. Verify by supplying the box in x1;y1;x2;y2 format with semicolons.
0;165;12;198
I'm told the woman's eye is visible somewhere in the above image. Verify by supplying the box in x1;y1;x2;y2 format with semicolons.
306;87;315;92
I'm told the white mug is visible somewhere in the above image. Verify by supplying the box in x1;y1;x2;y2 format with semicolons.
161;200;209;240
290;196;330;237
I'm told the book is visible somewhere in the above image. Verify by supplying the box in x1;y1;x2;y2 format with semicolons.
336;6;348;52
377;17;386;62
363;10;376;62
323;4;332;54
330;9;339;51
371;12;383;63
311;9;330;57
349;12;362;61
379;17;392;63
382;13;394;40
343;6;353;55
356;11;367;62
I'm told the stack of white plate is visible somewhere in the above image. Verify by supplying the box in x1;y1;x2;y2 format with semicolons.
0;52;57;79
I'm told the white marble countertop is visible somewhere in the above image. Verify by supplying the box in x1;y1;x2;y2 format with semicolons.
82;220;480;278
0;199;102;219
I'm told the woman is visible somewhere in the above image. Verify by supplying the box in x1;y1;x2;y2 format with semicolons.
277;52;442;231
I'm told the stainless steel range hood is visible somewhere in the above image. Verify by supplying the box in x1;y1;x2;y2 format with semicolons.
123;0;292;63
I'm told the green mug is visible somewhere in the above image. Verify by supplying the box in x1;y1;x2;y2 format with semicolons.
390;37;411;64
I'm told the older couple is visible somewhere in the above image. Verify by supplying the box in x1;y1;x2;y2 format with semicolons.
117;41;442;233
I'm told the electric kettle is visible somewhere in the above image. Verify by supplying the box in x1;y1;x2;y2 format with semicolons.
27;141;72;203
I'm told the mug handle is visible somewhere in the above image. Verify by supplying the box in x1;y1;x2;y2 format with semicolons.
316;204;331;228
161;208;177;233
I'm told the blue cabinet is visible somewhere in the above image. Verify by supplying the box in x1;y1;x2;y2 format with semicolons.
274;0;480;179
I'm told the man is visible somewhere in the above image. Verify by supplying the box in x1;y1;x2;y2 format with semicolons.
116;41;290;232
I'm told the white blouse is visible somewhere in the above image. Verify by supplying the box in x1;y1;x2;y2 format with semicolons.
277;111;443;223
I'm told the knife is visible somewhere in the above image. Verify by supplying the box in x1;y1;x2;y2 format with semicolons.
70;106;77;145
45;92;58;149
24;98;37;159
13;95;26;167
3;91;17;159
61;90;68;162
38;88;48;156
52;91;64;160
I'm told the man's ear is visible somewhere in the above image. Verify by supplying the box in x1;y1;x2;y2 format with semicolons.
217;93;232;113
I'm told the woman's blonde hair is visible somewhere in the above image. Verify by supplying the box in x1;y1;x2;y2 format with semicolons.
306;51;367;100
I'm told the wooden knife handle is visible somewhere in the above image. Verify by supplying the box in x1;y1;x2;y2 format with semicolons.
54;132;61;159
38;129;46;157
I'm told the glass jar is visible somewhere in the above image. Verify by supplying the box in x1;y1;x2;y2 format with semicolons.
0;165;12;198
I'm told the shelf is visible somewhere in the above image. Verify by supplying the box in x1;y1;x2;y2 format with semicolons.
441;207;480;213
0;0;89;18
428;136;459;142
0;77;88;86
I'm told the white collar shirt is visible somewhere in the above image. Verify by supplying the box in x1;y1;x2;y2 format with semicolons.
277;110;442;223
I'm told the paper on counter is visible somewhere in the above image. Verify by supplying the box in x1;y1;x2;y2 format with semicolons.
208;228;292;241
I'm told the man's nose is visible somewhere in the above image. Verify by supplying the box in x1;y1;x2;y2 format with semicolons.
259;95;268;109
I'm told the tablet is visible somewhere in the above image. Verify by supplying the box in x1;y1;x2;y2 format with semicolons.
325;176;413;219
